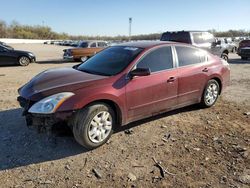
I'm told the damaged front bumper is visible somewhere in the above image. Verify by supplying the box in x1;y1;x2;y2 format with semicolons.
17;96;74;133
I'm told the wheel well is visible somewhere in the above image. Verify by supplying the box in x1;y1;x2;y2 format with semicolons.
222;50;229;55
18;55;31;61
87;99;122;127
211;77;222;94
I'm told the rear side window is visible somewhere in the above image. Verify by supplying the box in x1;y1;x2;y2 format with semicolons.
161;32;191;44
136;46;173;72
176;46;206;67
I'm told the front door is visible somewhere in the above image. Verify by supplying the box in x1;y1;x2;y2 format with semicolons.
0;47;15;65
125;46;178;122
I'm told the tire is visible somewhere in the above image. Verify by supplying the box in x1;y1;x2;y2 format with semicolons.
73;58;80;62
200;79;220;108
232;47;237;53
19;56;30;66
221;53;228;61
72;103;115;149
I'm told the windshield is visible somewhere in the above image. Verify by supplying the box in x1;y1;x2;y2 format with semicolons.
77;46;143;76
161;32;191;43
78;42;88;48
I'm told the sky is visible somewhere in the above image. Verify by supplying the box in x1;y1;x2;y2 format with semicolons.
1;0;250;36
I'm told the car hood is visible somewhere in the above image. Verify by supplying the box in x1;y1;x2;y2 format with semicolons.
18;67;107;101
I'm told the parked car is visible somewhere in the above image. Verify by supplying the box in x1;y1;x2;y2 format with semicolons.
217;38;237;53
237;40;250;60
18;41;230;149
160;31;231;61
63;41;108;62
0;41;14;50
0;44;36;66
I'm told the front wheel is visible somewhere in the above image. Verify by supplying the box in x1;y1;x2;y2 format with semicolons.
221;53;228;61
19;56;30;66
72;103;115;149
200;79;220;108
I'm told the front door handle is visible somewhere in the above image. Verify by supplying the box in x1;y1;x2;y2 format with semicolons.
167;77;175;83
202;68;208;72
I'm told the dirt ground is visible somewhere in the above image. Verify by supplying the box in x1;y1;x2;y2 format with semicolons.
0;44;249;188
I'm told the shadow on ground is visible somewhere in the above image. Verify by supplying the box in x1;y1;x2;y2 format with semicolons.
0;108;86;171
228;58;250;64
0;104;200;171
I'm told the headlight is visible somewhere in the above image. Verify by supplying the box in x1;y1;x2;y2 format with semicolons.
28;92;74;114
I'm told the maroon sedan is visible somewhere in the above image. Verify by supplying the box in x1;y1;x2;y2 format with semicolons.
18;41;230;149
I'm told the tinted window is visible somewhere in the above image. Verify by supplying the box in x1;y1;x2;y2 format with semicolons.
192;32;215;44
161;32;191;44
90;42;96;47
98;42;107;47
176;46;206;66
77;46;143;76
78;42;88;48
136;47;173;72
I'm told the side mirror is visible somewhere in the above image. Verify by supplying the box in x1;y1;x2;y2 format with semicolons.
129;68;151;78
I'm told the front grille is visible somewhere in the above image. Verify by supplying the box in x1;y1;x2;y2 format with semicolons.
241;49;250;55
17;96;35;114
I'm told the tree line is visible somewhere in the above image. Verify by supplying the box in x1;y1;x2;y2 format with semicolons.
0;20;249;41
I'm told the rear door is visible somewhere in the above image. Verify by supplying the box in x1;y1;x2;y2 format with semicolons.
126;46;178;122
174;46;209;105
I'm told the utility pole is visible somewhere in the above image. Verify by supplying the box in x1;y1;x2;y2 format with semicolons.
129;17;132;41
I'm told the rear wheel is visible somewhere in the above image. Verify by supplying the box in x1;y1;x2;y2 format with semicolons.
200;79;220;108
19;56;30;66
72;103;115;149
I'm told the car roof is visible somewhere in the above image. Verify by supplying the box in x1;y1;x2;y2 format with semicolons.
116;41;179;48
163;30;209;33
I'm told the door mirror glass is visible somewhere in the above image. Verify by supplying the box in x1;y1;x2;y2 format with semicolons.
129;68;151;78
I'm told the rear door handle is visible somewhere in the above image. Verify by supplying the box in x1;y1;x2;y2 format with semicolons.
167;77;175;83
202;68;208;72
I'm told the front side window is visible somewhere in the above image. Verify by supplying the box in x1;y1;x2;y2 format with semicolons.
176;46;207;67
78;42;88;48
77;46;143;76
136;46;173;72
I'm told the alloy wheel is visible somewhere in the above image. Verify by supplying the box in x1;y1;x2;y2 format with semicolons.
205;83;219;105
19;56;30;66
88;111;112;143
